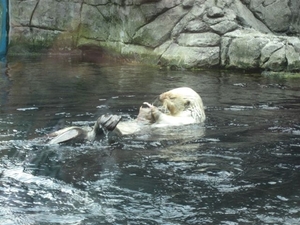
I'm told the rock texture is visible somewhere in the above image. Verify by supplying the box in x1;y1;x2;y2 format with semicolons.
8;0;300;72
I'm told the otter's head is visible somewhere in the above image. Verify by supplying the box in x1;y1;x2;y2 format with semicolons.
159;87;206;123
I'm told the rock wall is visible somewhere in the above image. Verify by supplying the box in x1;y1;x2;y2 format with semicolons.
8;0;300;72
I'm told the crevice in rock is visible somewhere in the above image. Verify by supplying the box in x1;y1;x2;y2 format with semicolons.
140;2;181;24
284;44;288;71
131;5;188;48
84;1;109;7
235;16;250;28
239;0;273;34
220;37;232;67
29;0;40;32
261;45;282;65
95;4;110;21
28;25;66;32
137;4;181;33
76;1;85;45
156;41;173;65
171;5;201;38
249;0;291;34
263;0;278;8
94;3;137;42
79;35;105;42
261;47;287;71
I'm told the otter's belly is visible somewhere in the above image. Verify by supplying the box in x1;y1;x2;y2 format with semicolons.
114;121;143;136
113;119;205;141
155;114;197;126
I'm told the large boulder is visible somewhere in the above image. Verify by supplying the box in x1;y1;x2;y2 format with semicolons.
177;32;221;47
227;36;268;69
222;29;300;72
160;43;219;68
132;5;188;48
243;0;292;33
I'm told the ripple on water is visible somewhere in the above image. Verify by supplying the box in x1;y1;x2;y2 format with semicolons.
86;181;197;224
1;60;300;224
16;107;39;111
0;165;101;224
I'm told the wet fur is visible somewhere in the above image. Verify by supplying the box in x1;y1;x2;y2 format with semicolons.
114;87;205;136
147;87;206;125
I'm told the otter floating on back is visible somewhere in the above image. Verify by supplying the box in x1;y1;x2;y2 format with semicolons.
46;87;205;144
114;87;206;136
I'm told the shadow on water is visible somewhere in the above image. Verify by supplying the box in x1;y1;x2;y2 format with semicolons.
0;55;300;224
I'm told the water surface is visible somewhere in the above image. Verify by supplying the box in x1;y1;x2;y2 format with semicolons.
0;55;300;224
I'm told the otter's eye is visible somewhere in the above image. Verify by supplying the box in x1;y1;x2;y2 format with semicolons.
169;96;176;99
185;100;190;106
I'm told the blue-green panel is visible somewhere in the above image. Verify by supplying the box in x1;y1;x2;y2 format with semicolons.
0;0;7;56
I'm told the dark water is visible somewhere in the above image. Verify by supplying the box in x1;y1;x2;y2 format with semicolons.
0;55;300;224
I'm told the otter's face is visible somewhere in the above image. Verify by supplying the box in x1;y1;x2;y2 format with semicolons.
159;91;190;116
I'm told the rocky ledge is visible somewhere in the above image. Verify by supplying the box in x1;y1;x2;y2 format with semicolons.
8;0;300;72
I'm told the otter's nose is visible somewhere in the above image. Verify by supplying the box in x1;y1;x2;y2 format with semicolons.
159;93;168;101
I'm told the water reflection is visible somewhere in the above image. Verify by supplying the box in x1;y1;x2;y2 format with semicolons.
0;55;300;224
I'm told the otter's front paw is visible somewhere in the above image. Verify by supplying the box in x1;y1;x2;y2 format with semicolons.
144;103;160;119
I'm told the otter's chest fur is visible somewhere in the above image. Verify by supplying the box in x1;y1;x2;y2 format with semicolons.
154;110;196;126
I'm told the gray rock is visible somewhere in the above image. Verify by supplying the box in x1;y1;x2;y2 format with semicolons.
286;44;300;71
10;27;63;51
140;0;181;21
177;32;220;47
160;43;219;68
171;4;206;37
182;0;195;8
210;20;238;34
261;47;287;72
260;41;285;65
232;0;271;33
248;0;292;32
287;37;300;52
84;0;109;5
31;1;81;31
80;4;109;41
220;36;232;66
289;0;300;35
216;0;234;8
9;0;39;26
132;6;188;48
227;36;268;69
185;20;209;32
207;6;224;18
105;5;146;41
203;7;236;26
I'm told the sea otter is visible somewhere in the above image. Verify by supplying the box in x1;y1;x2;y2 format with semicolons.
45;87;205;144
146;87;206;125
114;87;206;136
